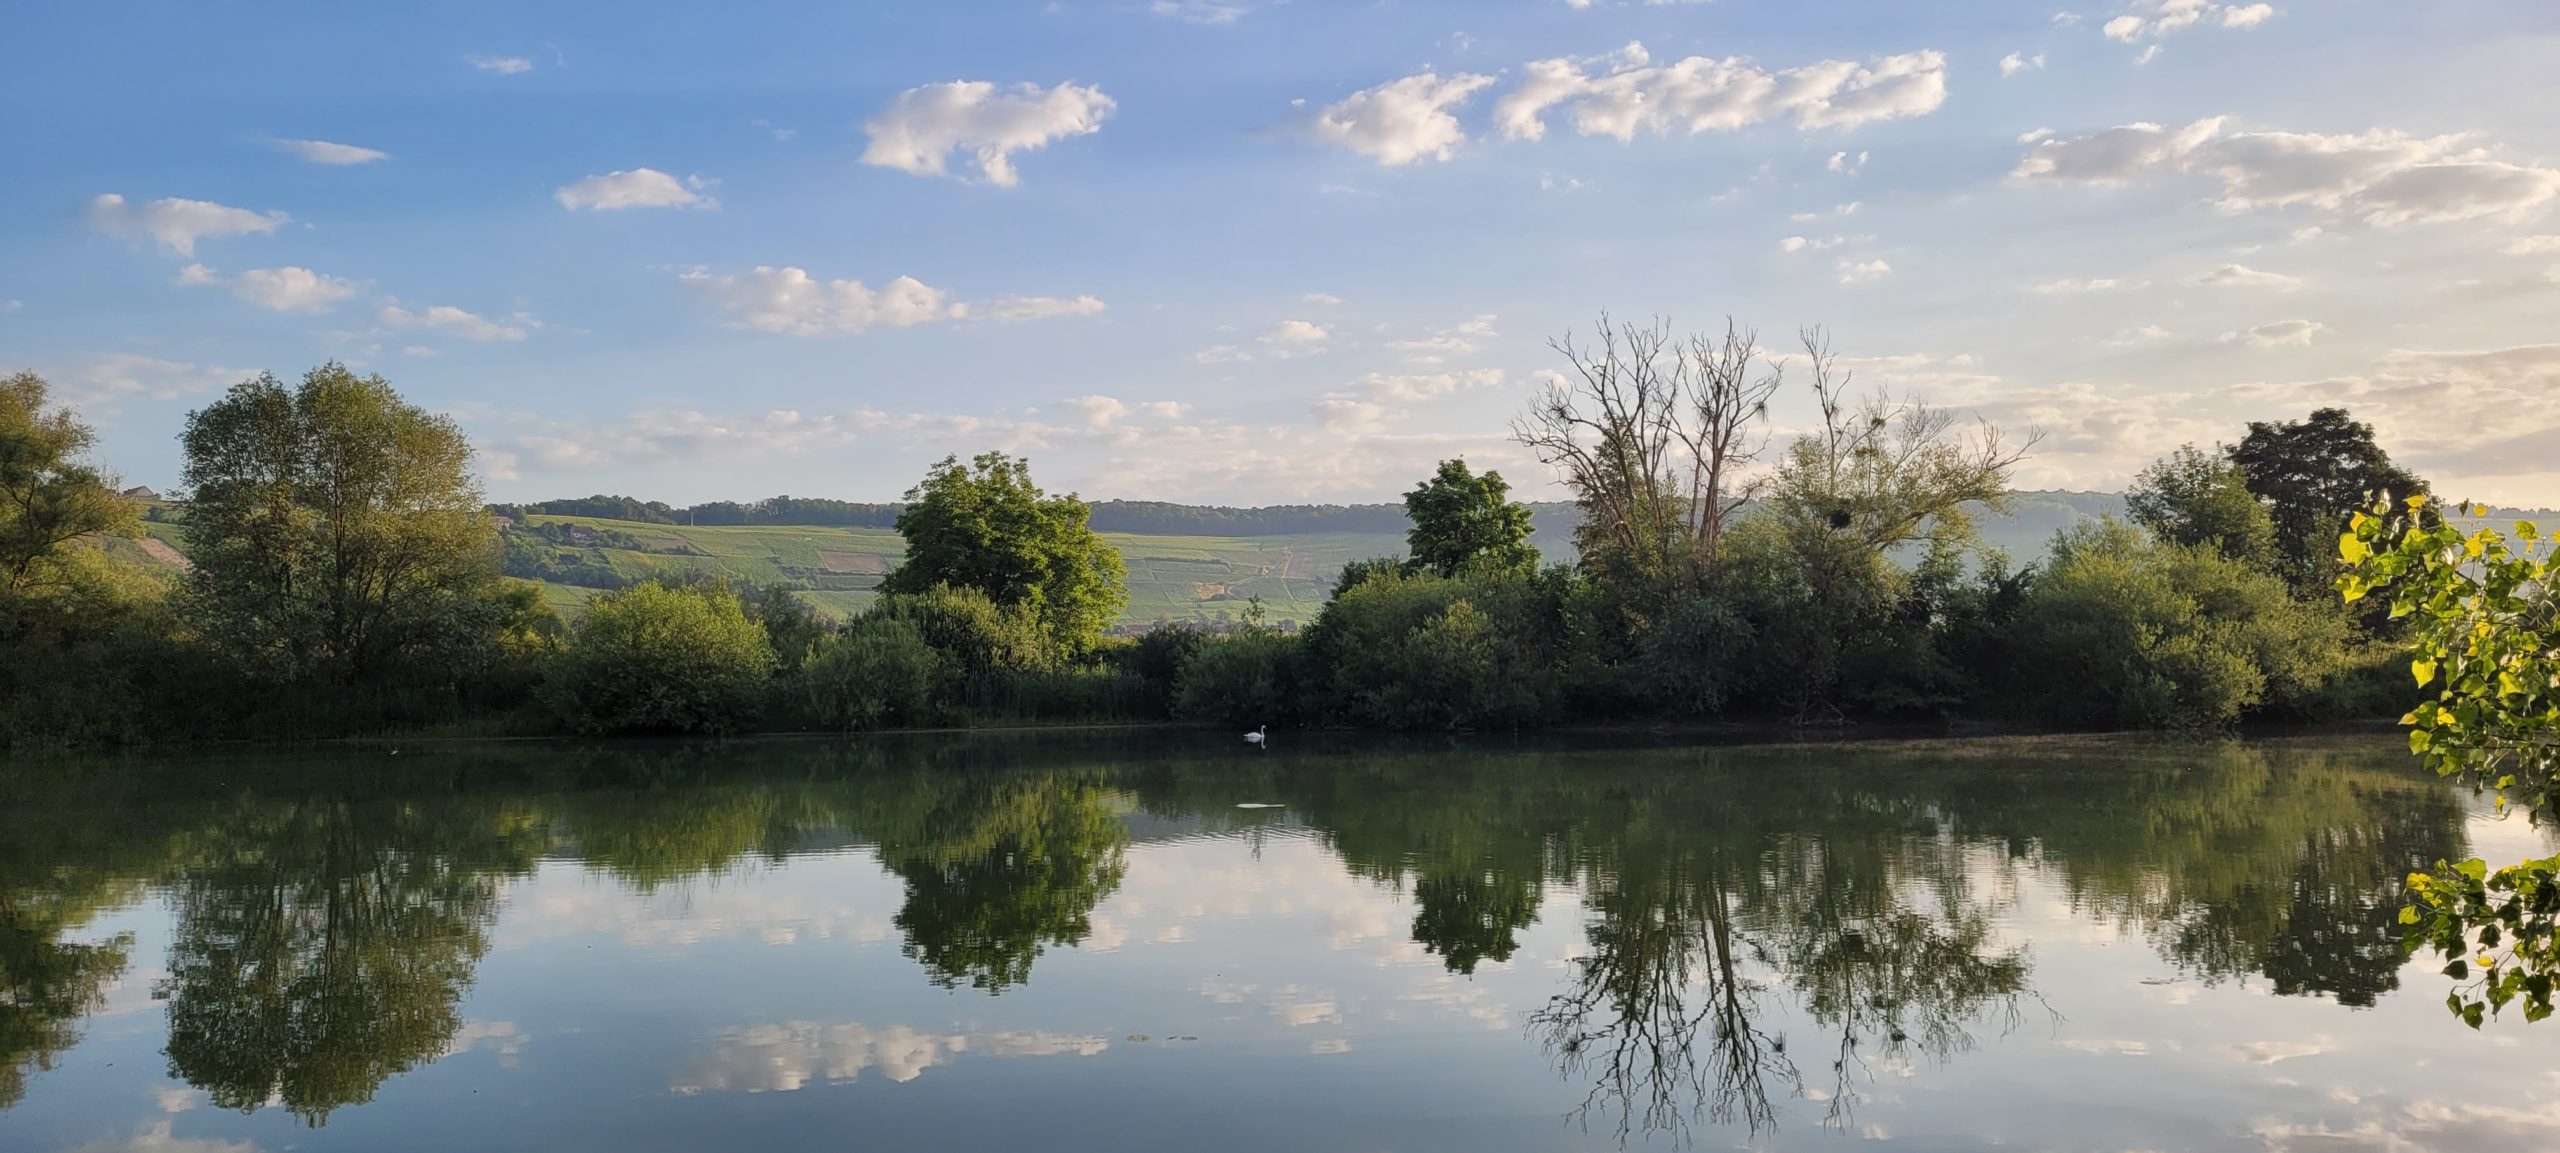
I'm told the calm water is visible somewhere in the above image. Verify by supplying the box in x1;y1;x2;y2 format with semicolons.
5;733;2558;1152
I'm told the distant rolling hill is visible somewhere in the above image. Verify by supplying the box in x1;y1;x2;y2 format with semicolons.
111;492;2553;627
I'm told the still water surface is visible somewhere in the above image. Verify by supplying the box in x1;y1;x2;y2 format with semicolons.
5;733;2557;1152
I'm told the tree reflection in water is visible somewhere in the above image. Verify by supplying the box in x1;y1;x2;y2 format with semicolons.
0;735;2479;1141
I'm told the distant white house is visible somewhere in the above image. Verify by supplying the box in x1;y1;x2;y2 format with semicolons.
121;485;158;501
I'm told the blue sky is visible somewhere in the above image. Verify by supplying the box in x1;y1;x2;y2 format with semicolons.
8;0;2560;505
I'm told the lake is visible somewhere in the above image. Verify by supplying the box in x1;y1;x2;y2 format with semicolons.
4;733;2557;1152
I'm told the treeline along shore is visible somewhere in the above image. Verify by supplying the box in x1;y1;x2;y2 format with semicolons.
0;318;2504;748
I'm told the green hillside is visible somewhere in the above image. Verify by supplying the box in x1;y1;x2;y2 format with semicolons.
110;493;2556;628
507;513;1400;626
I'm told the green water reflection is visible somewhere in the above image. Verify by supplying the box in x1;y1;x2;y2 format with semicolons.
0;734;2517;1148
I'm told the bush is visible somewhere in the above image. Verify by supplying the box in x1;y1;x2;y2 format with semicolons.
867;585;1052;680
1299;566;1563;730
547;582;776;734
2006;520;2346;730
805;616;943;732
1174;628;1302;728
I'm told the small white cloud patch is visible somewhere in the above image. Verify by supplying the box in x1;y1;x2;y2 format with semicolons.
555;168;716;211
275;139;388;165
1310;72;1497;166
861;80;1115;186
680;266;960;335
87;194;289;256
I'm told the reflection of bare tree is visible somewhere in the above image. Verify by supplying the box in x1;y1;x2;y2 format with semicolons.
1529;864;1792;1143
1531;836;2035;1146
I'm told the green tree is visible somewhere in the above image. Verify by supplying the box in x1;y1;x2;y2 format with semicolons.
548;581;776;734
178;364;503;685
882;452;1126;655
2228;408;2428;591
2339;500;2559;1024
2126;444;2277;565
1403;458;1537;577
1;371;134;597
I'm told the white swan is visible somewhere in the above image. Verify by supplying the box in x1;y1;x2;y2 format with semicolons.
1244;725;1267;746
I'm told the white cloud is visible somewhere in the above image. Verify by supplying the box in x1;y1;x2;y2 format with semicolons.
1839;258;1894;283
2000;52;2046;77
175;264;360;312
1310;71;1496;166
1387;314;1497;359
1360;368;1504;401
1191;344;1251;365
2013;118;2560;227
554;168;715;211
2505;235;2560;255
379;302;537;342
679;266;959;335
86;193;289;256
1055;395;1130;428
2134;45;2164;64
1780;234;1851;253
1;299;19;313
274;138;387;165
1493;43;1947;143
2033;276;2126;293
1313;396;1390;433
2222;3;2274;28
2104;0;2265;41
2196;263;2303;288
1829;149;1869;173
62;354;245;406
2054;10;2085;24
1148;0;1269;23
2229;318;2324;346
971;294;1106;322
1264;319;1330;344
468;54;533;74
1303;292;1344;305
860;80;1114;186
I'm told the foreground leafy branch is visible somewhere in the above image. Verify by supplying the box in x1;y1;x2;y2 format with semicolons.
2340;498;2560;1024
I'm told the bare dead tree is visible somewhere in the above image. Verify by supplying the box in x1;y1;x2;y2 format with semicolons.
1512;315;1785;578
1776;327;2041;555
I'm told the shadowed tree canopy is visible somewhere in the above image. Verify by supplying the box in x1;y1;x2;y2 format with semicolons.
0;371;134;598
882;452;1127;656
1403;459;1538;578
2227;408;2427;591
178;364;504;684
2126;444;2278;566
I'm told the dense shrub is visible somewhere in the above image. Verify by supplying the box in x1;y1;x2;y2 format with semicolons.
1174;628;1302;728
2006;520;2344;729
806;616;943;732
1299;565;1565;730
547;582;776;734
867;585;1053;681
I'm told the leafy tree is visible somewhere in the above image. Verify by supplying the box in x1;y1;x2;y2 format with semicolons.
2339;500;2558;1024
178;364;503;685
1403;458;1537;577
882;453;1127;656
2228;408;2427;591
547;581;776;734
2126;444;2277;565
1;371;134;597
874;778;1130;992
1301;566;1565;729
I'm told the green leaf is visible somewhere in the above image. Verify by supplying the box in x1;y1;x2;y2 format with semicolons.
2413;657;2438;687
